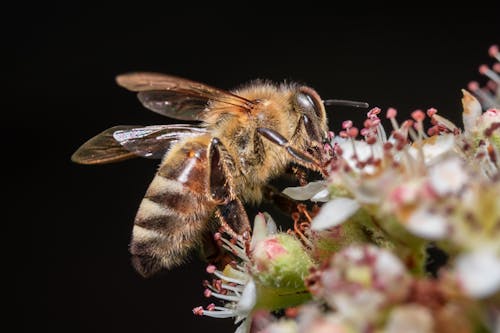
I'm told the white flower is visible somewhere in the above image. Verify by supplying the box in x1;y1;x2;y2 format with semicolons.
455;248;500;298
193;264;256;330
408;133;456;165
384;305;434;333
333;137;384;174
428;157;469;196
313;245;411;328
193;221;255;333
311;198;360;231
406;207;449;240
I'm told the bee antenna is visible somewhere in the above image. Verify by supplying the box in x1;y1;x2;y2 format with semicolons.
323;99;369;109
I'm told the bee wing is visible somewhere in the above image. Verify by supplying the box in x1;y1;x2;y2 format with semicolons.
71;124;207;165
116;72;255;120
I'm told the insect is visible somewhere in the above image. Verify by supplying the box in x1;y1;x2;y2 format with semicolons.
72;73;365;277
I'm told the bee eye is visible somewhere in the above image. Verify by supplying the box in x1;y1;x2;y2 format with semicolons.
296;87;323;118
297;93;315;111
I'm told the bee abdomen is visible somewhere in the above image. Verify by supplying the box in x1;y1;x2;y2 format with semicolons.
129;139;214;277
130;175;213;277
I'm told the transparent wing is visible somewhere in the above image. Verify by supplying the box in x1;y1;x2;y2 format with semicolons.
71;124;207;165
116;72;255;120
113;124;207;158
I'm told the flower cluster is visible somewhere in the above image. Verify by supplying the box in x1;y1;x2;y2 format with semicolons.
193;213;314;332
193;45;500;332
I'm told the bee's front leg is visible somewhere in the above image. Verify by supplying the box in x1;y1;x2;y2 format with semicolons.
208;138;251;240
256;127;327;177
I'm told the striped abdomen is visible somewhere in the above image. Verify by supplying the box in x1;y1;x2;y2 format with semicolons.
130;136;216;277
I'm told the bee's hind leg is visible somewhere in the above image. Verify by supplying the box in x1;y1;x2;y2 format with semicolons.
208;137;251;240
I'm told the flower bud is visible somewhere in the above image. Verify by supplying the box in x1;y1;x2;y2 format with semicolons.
251;233;314;310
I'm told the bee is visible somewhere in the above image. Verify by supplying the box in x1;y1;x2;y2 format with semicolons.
72;73;354;277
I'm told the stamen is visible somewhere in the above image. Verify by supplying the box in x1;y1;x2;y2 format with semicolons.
426;108;438;117
427;126;439;136
386;107;400;131
486;80;498;92
347;127;359;138
386;107;397;119
408;125;419;142
468;81;498;109
221;283;244;294
220;237;249;262
370;118;381;127
192;306;204;316
213;270;247;285
489;44;500;62
208;291;240;302
411;110;426;122
479;64;500;84
342;120;353;129
213;279;223;292
323;142;333;153
201;307;236;318
366;136;377;145
368;107;381;117
376;121;388;144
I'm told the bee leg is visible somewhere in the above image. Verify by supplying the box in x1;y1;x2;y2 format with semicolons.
209;138;251;239
256;127;327;176
290;165;309;186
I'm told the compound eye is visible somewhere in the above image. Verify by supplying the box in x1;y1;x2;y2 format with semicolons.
296;87;323;118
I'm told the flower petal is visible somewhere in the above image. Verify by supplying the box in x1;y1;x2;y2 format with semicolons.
461;89;482;132
455;249;500;298
251;213;268;250
283;181;327;201
406;208;449;240
428;157;468;196
408;134;455;165
264;212;278;235
311;188;330;202
237;279;257;314
476;108;500;132
334;138;382;173
375;249;407;278
311;198;360;231
385;305;434;333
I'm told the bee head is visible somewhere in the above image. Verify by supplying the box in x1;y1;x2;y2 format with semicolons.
293;86;328;147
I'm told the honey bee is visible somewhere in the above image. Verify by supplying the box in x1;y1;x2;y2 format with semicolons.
72;73;349;277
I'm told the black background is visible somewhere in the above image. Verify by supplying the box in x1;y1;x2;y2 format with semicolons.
14;7;499;333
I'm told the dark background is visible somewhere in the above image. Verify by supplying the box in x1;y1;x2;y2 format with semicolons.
14;7;499;333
